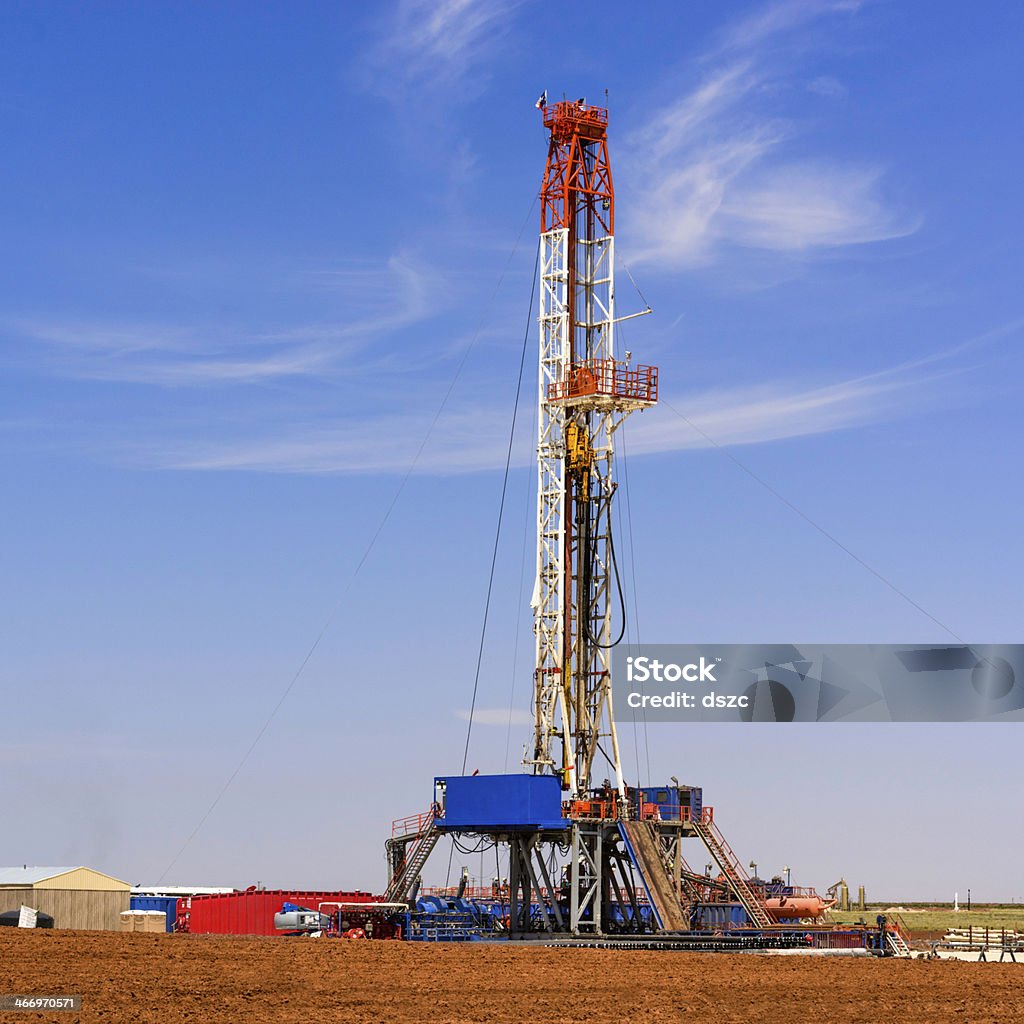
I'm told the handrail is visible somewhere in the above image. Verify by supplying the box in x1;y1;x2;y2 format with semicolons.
701;816;754;881
391;810;434;837
547;358;658;404
756;884;823;898
318;901;407;912
420;885;553;900
693;813;772;928
542;101;608;132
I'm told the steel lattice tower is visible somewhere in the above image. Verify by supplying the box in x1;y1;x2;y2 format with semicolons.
527;100;658;805
384;101;780;944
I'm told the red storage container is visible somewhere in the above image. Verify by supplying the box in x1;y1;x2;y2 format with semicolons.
177;889;375;935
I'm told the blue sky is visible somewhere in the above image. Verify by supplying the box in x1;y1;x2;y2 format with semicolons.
2;1;1023;900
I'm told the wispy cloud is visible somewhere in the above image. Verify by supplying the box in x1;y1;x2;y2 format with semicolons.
7;255;440;387
720;163;902;250
622;0;914;269
359;0;515;99
456;708;532;727
122;352;959;475
630;362;956;455
712;0;862;55
132;407;515;474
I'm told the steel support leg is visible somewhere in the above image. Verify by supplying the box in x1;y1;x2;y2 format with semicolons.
569;824;602;935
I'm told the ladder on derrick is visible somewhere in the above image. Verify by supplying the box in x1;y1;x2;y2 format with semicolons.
691;816;772;929
384;814;439;905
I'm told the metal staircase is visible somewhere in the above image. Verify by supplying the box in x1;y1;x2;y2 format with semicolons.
691;815;772;929
384;813;439;905
885;916;913;957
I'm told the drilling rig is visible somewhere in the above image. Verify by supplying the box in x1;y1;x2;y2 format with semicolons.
381;99;802;944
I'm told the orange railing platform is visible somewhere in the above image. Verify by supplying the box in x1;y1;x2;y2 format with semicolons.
548;359;658;406
542;100;608;141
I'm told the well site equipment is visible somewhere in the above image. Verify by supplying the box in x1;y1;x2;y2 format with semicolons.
279;97;908;956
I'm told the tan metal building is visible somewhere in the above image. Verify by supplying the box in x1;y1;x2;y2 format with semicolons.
0;866;131;930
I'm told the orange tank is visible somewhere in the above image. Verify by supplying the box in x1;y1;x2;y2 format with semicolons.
764;896;835;921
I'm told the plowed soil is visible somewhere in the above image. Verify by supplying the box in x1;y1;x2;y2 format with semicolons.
1;930;1022;1023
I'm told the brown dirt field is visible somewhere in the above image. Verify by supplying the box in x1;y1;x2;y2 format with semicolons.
1;930;1023;1024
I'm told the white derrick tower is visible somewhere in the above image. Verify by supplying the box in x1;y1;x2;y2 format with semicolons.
526;100;658;805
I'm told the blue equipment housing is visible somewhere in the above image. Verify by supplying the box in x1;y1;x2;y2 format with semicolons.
631;784;702;821
434;774;568;831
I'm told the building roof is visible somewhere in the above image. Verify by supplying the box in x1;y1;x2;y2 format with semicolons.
131;886;237;896
0;866;130;888
0;866;79;886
